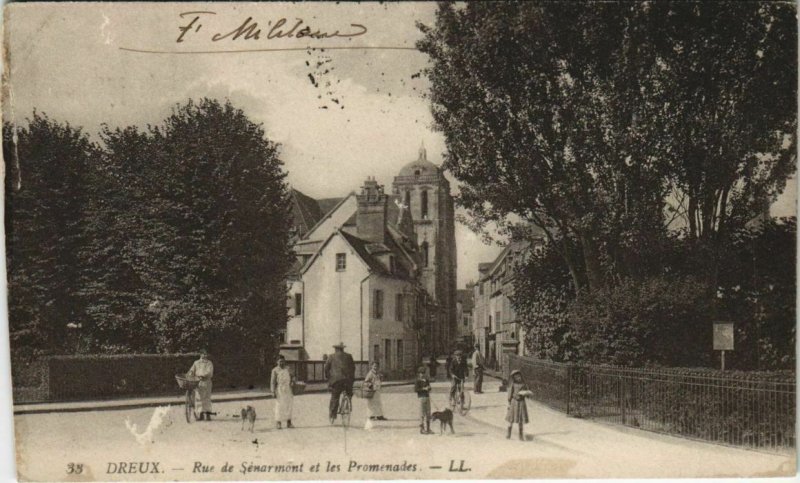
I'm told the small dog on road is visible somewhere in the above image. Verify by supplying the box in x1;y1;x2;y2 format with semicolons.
241;406;256;432
431;409;454;435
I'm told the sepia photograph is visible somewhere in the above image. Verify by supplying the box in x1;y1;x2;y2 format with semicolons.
2;1;797;481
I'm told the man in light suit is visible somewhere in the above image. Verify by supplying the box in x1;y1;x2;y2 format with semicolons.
471;344;486;394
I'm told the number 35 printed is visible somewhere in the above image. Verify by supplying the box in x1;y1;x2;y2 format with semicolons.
67;463;84;474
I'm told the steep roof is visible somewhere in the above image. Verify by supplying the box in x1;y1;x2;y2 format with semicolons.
291;189;324;237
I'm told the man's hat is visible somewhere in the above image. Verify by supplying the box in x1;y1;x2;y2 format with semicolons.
333;342;346;349
510;369;522;377
454;349;463;355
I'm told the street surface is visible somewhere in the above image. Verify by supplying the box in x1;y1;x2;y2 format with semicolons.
13;379;794;480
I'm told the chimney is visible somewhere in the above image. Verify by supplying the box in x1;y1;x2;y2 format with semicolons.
356;176;388;243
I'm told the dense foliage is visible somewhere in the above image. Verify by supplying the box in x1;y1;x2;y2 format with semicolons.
5;99;293;358
420;2;797;369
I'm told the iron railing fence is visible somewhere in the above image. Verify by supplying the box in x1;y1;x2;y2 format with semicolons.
508;355;795;453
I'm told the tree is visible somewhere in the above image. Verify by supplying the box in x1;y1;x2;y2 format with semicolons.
418;2;797;293
567;275;714;367
4;114;99;355
716;217;796;370
652;2;797;284
86;99;294;356
512;242;577;362
418;2;672;292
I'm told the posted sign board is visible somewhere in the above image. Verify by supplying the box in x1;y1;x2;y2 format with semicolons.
713;322;734;351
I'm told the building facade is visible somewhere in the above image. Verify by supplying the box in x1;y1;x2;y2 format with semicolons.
284;148;457;375
455;287;475;349
472;238;543;368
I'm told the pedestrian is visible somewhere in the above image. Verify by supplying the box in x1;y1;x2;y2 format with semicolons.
270;355;294;429
324;342;355;425
414;366;433;434
506;369;531;441
364;361;387;421
187;349;214;421
471;344;485;394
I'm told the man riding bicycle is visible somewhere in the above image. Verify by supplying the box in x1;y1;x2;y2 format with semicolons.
324;342;355;425
448;349;468;403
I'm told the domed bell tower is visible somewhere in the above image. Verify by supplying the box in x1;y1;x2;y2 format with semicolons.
392;144;457;355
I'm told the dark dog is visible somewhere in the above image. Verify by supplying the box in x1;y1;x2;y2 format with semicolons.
431;409;454;435
241;406;256;432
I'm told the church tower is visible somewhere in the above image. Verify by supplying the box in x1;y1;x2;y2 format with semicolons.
392;144;457;355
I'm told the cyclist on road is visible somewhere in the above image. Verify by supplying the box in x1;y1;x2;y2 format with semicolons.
448;349;468;403
324;342;355;425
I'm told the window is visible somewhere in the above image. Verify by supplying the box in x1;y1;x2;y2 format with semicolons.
374;289;384;319
397;340;404;369
373;344;380;365
421;241;429;267
395;293;404;321
421;190;428;219
294;293;302;316
384;339;392;369
414;169;421;177
389;255;396;274
404;190;411;207
336;253;346;271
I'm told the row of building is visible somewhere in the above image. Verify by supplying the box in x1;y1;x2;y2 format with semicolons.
453;238;544;370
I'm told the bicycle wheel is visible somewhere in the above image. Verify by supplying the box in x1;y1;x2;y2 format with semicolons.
339;395;351;428
185;390;195;423
459;390;471;416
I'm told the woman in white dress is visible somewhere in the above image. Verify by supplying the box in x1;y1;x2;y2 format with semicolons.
364;361;387;421
187;349;214;421
270;355;294;429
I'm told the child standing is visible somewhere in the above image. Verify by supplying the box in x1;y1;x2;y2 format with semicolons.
506;369;530;440
415;366;433;434
364;361;387;421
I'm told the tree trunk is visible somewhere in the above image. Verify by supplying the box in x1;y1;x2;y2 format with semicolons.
579;233;605;292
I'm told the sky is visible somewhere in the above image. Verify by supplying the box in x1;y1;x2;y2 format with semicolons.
3;2;505;288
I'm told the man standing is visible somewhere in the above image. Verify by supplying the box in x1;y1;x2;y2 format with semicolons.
470;344;485;394
448;349;468;403
324;342;355;424
187;349;214;421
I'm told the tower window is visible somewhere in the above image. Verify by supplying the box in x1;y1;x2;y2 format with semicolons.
421;190;428;219
336;253;346;271
421;241;429;267
414;169;421;177
404;190;411;207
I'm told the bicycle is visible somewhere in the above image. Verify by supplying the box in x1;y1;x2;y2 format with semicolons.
175;374;201;423
338;390;352;428
449;376;471;416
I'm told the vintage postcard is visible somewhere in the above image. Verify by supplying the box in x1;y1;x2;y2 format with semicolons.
3;1;797;481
